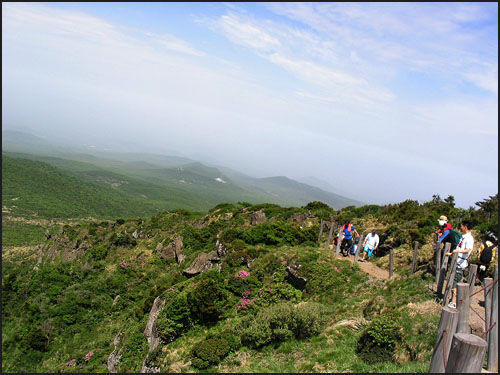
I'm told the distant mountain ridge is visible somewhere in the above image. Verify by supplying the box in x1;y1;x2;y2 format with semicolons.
2;129;363;211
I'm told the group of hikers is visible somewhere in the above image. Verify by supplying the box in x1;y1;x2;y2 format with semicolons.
334;216;498;309
435;215;497;308
336;220;379;262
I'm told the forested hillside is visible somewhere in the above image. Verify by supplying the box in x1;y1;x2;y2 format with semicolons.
2;196;497;373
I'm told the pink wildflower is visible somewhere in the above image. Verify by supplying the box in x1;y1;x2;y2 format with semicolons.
332;265;339;271
235;270;250;279
267;287;273;292
66;359;76;367
120;260;127;268
84;351;94;362
281;261;287;265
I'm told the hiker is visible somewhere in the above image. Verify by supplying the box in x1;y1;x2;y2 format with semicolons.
436;215;452;236
436;216;457;251
360;229;379;262
445;220;474;309
475;232;498;284
340;220;359;257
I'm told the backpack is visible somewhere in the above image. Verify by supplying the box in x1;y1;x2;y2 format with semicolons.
342;224;353;234
480;242;494;264
451;230;461;247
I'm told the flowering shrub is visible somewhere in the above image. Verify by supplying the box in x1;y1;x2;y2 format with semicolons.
227;271;262;296
235;270;250;279
237;290;255;312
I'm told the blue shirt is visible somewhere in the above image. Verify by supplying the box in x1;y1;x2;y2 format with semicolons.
343;225;355;240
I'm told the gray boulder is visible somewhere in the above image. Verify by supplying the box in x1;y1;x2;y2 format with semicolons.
107;333;123;373
251;210;266;225
183;251;220;277
173;236;185;264
143;296;166;353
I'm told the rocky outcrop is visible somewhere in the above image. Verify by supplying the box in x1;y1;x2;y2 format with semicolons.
143;296;166;352
156;237;184;263
183;251;220;277
251;210;266;225
285;263;307;290
140;296;166;373
173;236;185;264
215;239;226;257
291;212;316;227
107;333;123;373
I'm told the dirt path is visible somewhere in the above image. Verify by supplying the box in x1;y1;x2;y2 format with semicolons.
337;253;488;337
337;253;394;280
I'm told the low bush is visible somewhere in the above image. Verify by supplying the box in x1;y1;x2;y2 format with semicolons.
357;311;402;364
188;278;228;324
191;336;230;369
237;302;329;348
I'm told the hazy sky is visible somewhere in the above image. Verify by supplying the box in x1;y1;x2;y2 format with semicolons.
2;2;498;208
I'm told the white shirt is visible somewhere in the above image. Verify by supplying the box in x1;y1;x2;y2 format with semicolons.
364;233;379;249
456;232;474;269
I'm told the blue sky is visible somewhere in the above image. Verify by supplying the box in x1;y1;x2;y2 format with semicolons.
2;2;498;208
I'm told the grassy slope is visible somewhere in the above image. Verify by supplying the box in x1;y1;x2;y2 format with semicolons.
1;205;440;373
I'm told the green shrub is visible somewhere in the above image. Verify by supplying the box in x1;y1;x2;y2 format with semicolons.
227;272;262;296
357;311;402;364
191;336;230;369
237;302;329;348
86;244;109;261
108;232;136;248
188;278;228;324
157;291;191;342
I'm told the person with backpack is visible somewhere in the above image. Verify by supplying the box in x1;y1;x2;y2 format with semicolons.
445;220;475;309
475;232;498;284
360;229;379;262
340;220;359;257
437;216;459;251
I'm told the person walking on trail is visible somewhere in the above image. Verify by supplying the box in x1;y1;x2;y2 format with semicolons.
360;229;379;262
475;232;497;285
340;220;359;257
445;220;474;309
437;215;457;251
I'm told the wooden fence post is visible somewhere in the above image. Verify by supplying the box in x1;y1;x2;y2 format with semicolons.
434;234;439;279
487;264;498;372
435;242;442;283
467;264;478;289
326;221;334;249
437;243;451;297
317;219;324;244
335;228;342;257
484;277;493;344
429;306;459;373
445;333;487;373
411;241;419;273
354;235;363;263
389;249;394;279
456;283;471;334
442;252;458;306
